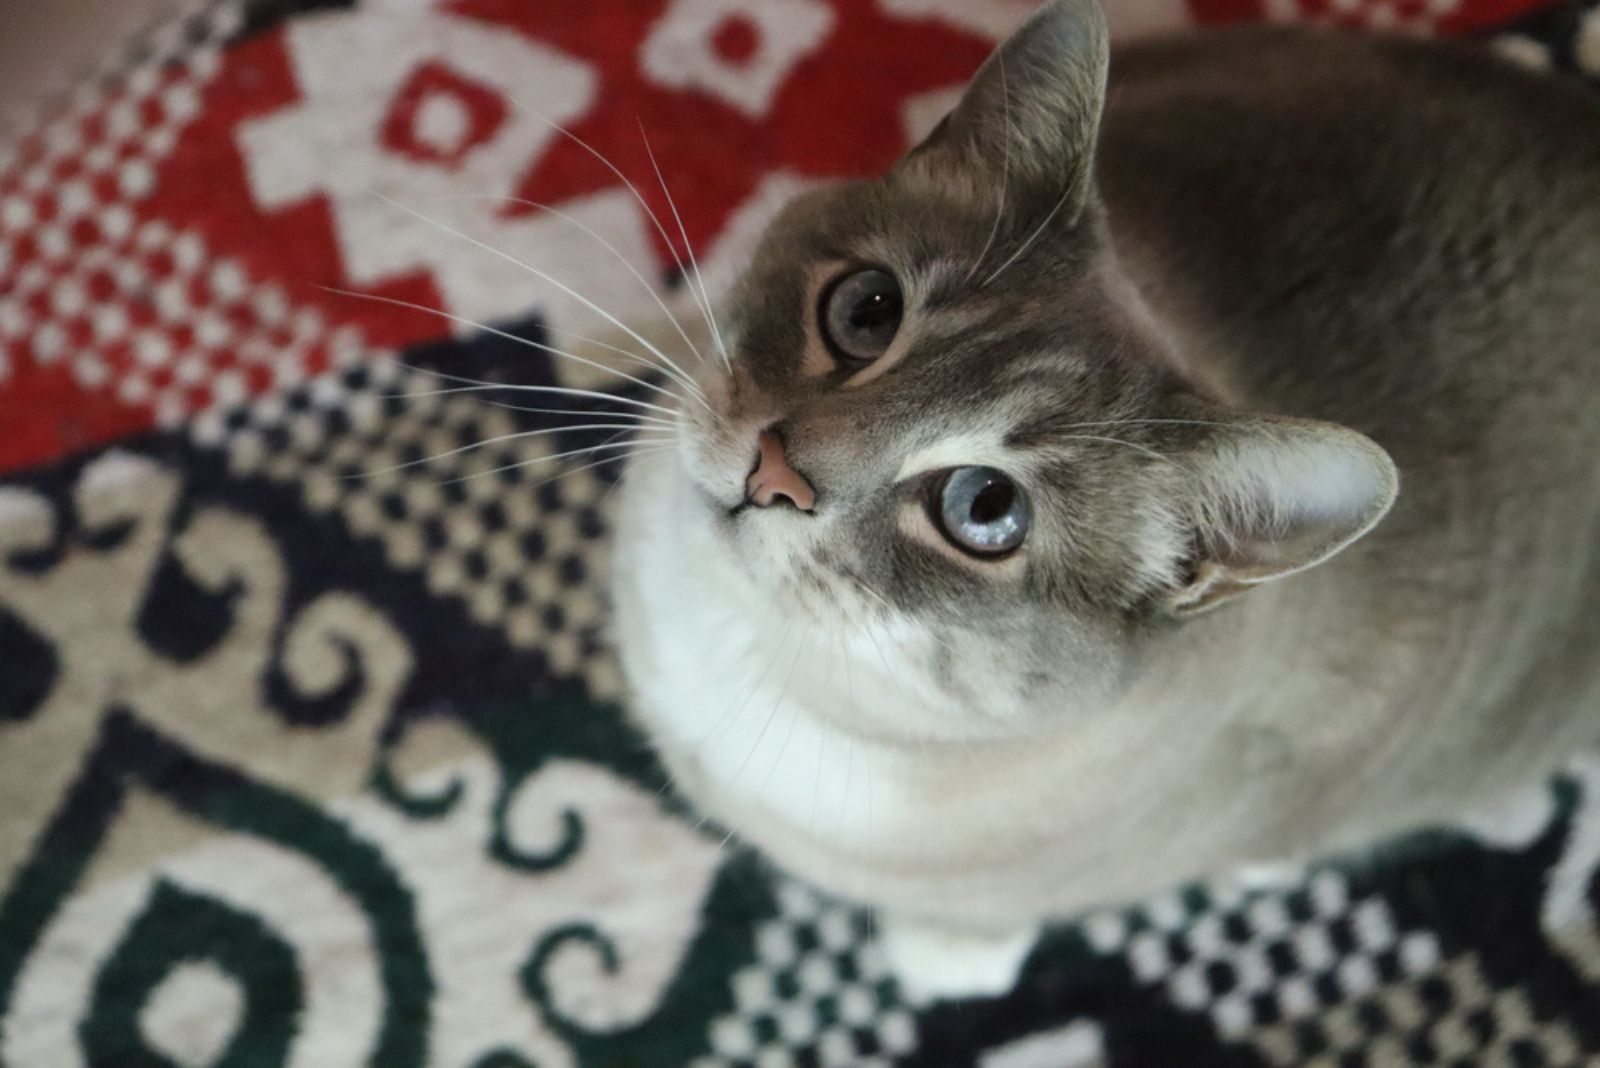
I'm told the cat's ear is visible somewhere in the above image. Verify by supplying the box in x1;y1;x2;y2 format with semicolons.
907;0;1110;218
1164;411;1399;616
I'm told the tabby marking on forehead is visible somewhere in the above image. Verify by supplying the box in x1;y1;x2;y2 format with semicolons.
895;430;1015;482
837;257;983;390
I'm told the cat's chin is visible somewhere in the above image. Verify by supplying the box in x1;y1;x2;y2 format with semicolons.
661;465;844;613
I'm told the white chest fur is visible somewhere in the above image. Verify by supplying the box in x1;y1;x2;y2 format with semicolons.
609;449;1577;938
609;450;1248;929
611;450;918;855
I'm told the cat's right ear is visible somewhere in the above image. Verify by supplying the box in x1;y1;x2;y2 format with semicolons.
903;0;1110;221
1161;408;1400;616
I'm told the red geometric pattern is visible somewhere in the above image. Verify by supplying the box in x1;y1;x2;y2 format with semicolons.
499;0;996;258
1191;0;1550;32
0;0;1562;475
1;6;1594;1068
379;63;513;168
0;1;245;471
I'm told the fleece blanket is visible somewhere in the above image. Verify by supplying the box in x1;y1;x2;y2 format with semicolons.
2;1;1599;1064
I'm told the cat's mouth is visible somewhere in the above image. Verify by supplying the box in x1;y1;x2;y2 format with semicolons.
679;450;829;570
674;416;819;520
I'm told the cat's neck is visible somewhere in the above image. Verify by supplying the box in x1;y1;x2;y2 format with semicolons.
619;443;1369;816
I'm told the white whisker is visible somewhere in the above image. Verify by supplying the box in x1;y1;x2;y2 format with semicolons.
438;437;658;486
1063;418;1233;432
522;443;679;494
859;614;900;682
839;737;855;841
428;192;714;380
537;322;703;397
729;628;809;790
839;625;856;717
760;631;814;791
852;573;959;657
864;761;875;915
388;362;679;417
675;615;772;703
699;618;795;757
323;286;693;411
982;183;1072;287
965;51;1011;287
1057;433;1178;467
507;100;698;305
493;101;734;380
365;192;722;418
351;422;661;479
479;397;679;430
638;121;733;372
850;574;895;614
813;637;837;837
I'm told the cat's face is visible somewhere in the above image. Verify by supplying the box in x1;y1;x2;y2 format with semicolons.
659;0;1397;738
673;180;1193;730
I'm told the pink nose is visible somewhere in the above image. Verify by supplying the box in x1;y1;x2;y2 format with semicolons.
745;431;816;512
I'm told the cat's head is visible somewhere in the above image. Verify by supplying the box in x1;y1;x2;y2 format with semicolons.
667;0;1397;737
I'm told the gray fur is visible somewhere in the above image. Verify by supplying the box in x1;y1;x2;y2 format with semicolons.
611;0;1600;945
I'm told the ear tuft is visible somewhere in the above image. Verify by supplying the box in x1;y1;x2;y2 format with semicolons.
1167;416;1399;615
906;0;1110;218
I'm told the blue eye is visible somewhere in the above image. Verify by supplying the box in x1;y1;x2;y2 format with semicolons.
936;467;1031;556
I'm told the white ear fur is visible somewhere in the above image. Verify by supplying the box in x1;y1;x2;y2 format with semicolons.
1168;419;1399;615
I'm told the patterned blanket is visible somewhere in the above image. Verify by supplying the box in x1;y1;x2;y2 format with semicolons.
2;1;1599;1065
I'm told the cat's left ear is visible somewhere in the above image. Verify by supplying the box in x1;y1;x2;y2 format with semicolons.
1163;410;1400;616
905;0;1110;220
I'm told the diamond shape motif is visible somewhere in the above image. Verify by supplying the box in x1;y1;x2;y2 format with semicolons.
641;0;835;119
379;62;511;168
236;2;682;333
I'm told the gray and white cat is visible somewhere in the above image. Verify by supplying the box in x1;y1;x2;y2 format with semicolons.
611;0;1600;996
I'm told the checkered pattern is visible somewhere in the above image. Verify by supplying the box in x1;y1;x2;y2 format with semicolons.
0;0;241;400
1265;0;1465;35
1492;2;1600;79
1251;952;1588;1066
693;879;919;1068
192;355;625;697
5;0;1600;1065
11;220;325;425
1086;872;1447;1043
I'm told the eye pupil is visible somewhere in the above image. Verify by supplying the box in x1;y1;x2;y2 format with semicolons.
822;268;903;364
969;481;1013;524
850;293;894;329
936;466;1031;557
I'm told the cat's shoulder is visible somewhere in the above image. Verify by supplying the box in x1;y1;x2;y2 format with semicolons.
1109;24;1600;129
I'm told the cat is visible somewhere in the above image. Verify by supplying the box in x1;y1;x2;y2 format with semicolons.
610;0;1600;998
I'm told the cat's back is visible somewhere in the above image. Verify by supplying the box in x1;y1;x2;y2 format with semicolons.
1098;26;1600;429
1099;27;1600;763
